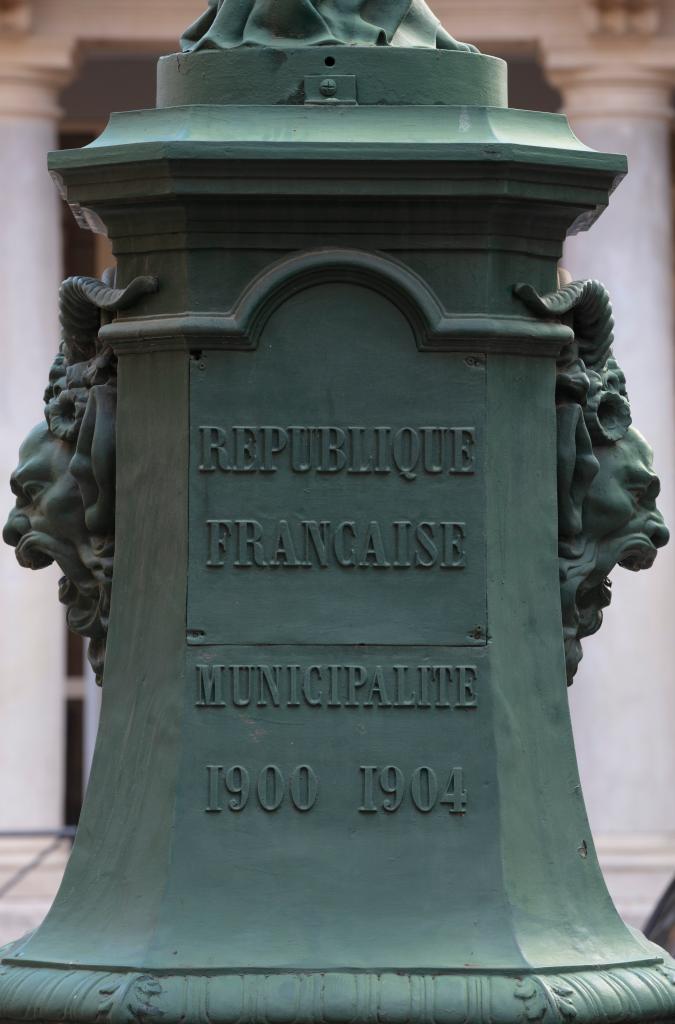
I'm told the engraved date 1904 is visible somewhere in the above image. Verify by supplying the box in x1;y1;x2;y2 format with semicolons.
205;764;467;816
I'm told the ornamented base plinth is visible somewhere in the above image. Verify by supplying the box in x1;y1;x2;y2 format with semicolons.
2;947;675;1024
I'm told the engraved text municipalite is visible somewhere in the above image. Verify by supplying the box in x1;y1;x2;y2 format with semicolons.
195;663;479;710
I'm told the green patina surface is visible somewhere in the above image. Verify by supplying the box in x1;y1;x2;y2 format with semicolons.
0;1;673;1023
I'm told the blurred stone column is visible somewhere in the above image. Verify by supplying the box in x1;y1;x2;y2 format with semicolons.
549;51;675;926
82;663;101;790
0;33;73;943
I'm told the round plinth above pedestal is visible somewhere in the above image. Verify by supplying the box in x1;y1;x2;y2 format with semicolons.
157;47;507;109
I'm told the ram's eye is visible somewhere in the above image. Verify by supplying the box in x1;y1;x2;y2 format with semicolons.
628;477;660;508
9;478;28;506
645;478;661;502
22;482;46;504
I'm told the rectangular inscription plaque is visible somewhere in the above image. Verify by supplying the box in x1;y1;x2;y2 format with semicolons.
178;644;495;967
188;283;486;646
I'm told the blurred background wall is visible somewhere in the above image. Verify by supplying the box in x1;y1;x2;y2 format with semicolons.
0;0;674;943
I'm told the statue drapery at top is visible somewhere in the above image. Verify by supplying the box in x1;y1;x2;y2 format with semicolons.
181;0;479;51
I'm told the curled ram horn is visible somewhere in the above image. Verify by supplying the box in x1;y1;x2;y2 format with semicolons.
514;279;614;371
59;274;158;363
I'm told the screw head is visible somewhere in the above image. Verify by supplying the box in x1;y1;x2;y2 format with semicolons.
319;78;338;97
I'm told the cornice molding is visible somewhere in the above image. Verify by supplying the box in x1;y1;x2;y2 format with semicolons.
0;0;31;35
589;0;661;37
545;55;674;119
541;2;675;119
31;0;204;46
0;37;75;119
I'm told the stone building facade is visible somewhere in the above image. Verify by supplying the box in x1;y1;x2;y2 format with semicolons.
0;0;673;943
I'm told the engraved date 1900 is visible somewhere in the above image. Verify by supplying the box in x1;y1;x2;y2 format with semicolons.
205;764;467;816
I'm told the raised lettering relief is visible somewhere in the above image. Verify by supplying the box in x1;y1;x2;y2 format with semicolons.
359;765;467;815
206;764;320;813
204;763;467;815
195;662;479;710
205;518;466;570
188;283;486;645
191;646;482;821
199;425;476;478
187;286;486;834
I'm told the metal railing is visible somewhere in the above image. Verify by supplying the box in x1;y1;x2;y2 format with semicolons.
0;828;76;900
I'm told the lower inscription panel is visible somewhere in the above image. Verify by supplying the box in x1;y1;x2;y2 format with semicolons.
172;644;500;970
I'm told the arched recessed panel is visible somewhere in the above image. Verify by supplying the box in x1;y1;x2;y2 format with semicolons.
189;280;486;646
179;277;491;968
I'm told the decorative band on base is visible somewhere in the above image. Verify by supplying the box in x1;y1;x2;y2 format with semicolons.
1;956;675;1024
